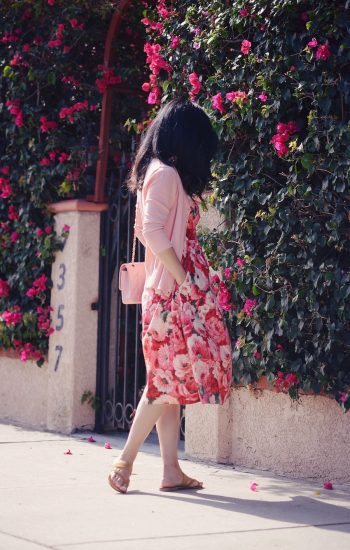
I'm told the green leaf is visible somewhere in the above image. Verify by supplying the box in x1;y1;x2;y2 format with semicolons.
300;153;314;171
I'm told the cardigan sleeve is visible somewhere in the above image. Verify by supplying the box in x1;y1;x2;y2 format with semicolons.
142;165;178;255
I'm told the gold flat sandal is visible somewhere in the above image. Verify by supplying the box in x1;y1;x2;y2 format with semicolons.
108;460;132;494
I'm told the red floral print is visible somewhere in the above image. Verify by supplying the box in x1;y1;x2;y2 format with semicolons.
141;201;232;405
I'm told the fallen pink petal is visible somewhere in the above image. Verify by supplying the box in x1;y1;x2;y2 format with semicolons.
250;482;259;491
104;441;112;449
64;449;72;455
323;480;333;490
87;436;96;442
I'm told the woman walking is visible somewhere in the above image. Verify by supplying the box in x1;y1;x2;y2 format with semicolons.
108;98;232;494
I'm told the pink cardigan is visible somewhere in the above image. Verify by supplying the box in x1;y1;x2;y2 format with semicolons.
134;158;194;296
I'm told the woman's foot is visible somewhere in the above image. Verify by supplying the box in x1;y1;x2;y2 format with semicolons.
108;459;133;494
160;465;203;492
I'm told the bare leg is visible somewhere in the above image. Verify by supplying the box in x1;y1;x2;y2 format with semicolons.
110;388;166;490
156;404;184;486
118;389;165;464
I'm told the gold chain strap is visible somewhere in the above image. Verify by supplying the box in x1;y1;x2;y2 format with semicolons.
131;203;137;264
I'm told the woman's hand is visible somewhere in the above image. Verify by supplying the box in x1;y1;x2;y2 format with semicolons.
177;272;187;286
157;246;187;285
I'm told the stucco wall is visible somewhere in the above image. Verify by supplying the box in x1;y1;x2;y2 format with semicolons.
0;202;103;433
186;386;350;482
0;354;49;430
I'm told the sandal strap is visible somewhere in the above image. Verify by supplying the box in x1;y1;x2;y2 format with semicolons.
182;473;203;488
112;459;132;470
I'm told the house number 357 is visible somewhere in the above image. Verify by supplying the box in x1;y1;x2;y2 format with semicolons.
54;262;66;371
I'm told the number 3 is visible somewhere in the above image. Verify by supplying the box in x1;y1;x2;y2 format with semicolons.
57;264;66;290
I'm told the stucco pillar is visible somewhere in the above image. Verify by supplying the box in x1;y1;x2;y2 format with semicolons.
185;399;232;463
46;200;107;434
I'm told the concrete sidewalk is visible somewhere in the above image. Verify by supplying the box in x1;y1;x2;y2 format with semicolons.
0;422;349;550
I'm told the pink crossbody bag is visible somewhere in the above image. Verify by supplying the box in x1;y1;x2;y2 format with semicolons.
118;204;146;305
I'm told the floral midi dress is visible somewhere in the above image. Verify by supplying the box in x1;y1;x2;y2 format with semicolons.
141;199;232;405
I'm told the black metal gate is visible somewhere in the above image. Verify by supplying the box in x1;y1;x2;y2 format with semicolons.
95;154;146;433
95;155;185;438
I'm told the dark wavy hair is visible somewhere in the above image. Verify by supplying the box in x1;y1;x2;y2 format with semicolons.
127;98;218;199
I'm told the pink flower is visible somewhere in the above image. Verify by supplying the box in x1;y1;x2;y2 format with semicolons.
316;43;331;61
254;351;261;359
235;338;242;349
47;0;55;5
39;116;58;133
270;121;300;157
1;306;22;326
62;224;70;232
8;204;19;220
22;44;31;52
147;87;161;105
44;226;52;234
242;298;257;317
6;99;24;127
285;373;298;385
224;267;232;279
211;93;225;114
188;72;202;100
193;42;200;50
250;482;259;491
271;136;289;157
0;166;10;175
0;279;10;298
69;18;79;28
33;274;48;291
58;152;70;163
104;441;112;449
240;9;249;17
170;35;180;48
48;39;62;48
307;38;318;48
39;158;51;166
226;90;248;105
339;392;348;403
258;92;268;102
10;53;23;66
10;231;20;243
35;228;44;237
241;39;252;55
323;480;333;490
236;257;244;268
217;286;232;310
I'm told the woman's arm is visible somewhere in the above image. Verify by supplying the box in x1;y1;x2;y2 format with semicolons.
157;246;186;285
142;165;186;284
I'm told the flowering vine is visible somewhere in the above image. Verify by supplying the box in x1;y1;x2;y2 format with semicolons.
140;0;350;412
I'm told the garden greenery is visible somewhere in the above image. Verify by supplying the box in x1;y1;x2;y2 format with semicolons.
142;0;350;411
0;0;145;365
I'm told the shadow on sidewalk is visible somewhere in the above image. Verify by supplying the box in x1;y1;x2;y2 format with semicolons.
125;490;350;534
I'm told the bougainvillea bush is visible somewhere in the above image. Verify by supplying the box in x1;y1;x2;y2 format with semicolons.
0;0;146;365
142;0;350;411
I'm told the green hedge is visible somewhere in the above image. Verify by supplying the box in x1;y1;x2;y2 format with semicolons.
142;0;350;411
